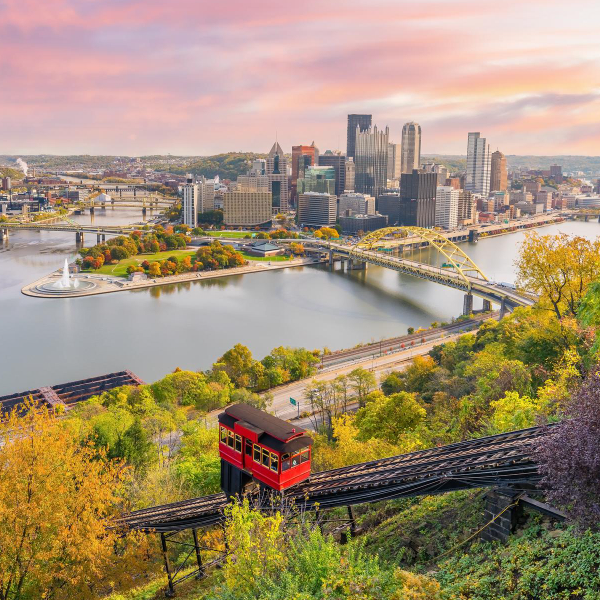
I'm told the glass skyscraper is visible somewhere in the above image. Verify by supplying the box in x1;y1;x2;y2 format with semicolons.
354;124;389;197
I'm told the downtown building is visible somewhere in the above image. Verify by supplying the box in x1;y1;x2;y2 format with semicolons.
346;114;372;159
223;191;273;228
398;170;437;228
297;192;337;227
291;142;319;205
387;143;401;182
266;142;289;212
458;190;477;225
466;132;491;195
355;124;389;198
338;192;375;217
297;165;336;196
377;192;401;226
435;186;459;230
401;122;421;174
490;150;508;192
318;151;348;196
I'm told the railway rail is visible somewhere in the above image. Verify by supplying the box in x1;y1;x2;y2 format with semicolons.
119;425;548;533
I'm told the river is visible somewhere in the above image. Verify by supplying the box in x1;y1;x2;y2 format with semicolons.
0;211;597;395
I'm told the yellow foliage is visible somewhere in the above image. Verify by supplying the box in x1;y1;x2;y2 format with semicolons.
489;391;542;432
0;403;155;599
391;569;442;599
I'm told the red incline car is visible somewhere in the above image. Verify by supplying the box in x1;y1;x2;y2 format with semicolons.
218;404;313;497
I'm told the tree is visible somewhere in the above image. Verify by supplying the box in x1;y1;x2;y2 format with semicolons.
516;232;600;319
534;369;600;529
348;367;377;407
0;404;152;600
355;392;426;444
148;262;161;278
214;343;256;388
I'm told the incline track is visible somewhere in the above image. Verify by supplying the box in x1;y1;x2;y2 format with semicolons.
120;426;549;533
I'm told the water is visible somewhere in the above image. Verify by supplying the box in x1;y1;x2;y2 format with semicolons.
0;214;598;394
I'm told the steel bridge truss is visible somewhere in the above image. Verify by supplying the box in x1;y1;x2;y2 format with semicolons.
353;226;489;289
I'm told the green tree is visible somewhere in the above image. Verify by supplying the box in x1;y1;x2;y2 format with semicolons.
348;367;377;407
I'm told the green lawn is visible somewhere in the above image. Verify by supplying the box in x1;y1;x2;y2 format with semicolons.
89;250;196;278
240;252;291;262
206;231;255;238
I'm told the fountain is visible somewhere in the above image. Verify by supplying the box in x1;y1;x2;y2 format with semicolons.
34;258;95;295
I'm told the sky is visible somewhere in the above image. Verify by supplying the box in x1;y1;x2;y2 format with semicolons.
1;0;600;156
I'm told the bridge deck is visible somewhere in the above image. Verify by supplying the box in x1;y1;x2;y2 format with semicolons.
119;426;548;532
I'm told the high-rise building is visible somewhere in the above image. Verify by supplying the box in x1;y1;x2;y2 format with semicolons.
344;159;355;192
291;142;319;204
490;151;507;192
376;192;401;226
346;114;372;159
457;190;476;225
318;151;346;196
223;191;272;227
435;186;459;230
197;176;215;212
182;175;198;228
297;166;336;195
466;132;491;195
398;170;437;228
400;122;421;174
339;213;388;234
236;174;269;192
387;143;401;181
1;177;11;191
550;164;563;183
338;193;375;217
297;192;337;227
355;125;389;197
266;141;289;212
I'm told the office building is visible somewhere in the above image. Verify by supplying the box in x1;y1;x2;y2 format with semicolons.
401;122;421;174
346;114;372;159
535;190;553;210
492;191;510;211
318;151;346;196
490;150;507;191
377;192;401;225
550;164;563;183
291;143;318;204
182;175;198;228
338;192;375;217
466;132;491;195
387;143;401;181
266;141;289;211
237;174;269;192
197;176;215;212
339;214;387;235
297;192;337;227
435;186;459;230
297;166;336;195
524;180;542;194
1;177;11;191
355;124;389;197
398;169;437;228
457;190;476;225
344;159;355;192
223;191;272;227
510;190;533;204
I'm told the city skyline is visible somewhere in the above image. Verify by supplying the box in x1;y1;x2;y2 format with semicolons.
1;0;600;156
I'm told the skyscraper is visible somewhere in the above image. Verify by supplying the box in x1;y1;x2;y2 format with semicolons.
435;186;459;230
344;159;355;192
400;122;421;174
398;170;437;228
346;114;372;159
318;151;346;196
490;150;508;192
297;192;337;227
291;142;318;205
355;124;389;197
182;175;198;228
266;141;289;211
387;143;401;181
466;132;491;195
297;166;336;195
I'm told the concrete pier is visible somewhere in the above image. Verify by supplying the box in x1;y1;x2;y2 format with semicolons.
482;299;491;312
463;292;474;316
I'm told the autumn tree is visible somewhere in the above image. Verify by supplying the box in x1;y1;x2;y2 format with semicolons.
515;232;600;319
348;367;377;407
0;404;153;600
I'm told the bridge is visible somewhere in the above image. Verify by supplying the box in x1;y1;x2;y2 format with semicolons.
118;424;560;595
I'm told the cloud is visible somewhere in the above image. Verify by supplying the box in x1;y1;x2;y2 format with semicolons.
0;0;600;154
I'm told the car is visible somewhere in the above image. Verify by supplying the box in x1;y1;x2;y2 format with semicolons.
218;404;313;497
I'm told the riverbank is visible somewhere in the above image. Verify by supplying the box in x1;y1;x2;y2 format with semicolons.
21;256;322;298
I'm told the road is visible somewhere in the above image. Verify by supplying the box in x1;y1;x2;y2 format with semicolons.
269;327;476;422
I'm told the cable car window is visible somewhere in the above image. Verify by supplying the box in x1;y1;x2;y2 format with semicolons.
291;453;300;468
270;452;279;472
262;448;270;467
246;440;253;456
227;430;234;449
301;449;310;463
220;427;227;443
281;453;291;472
235;434;242;453
253;444;261;462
